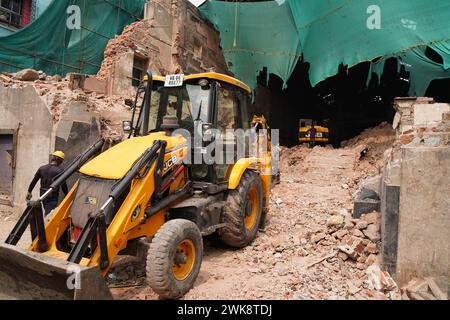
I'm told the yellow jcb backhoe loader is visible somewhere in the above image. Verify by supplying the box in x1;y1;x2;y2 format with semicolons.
0;72;272;300
298;119;330;145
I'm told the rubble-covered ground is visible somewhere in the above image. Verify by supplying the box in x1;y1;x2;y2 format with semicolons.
0;204;31;248
111;124;401;300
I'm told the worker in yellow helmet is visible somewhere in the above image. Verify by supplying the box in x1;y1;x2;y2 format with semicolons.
27;151;68;215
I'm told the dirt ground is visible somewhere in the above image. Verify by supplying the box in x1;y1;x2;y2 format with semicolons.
0;124;397;300
0;205;31;248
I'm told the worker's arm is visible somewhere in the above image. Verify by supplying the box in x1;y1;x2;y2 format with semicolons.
28;169;41;193
27;169;41;200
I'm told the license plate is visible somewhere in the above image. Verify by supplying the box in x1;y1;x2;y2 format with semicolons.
165;74;184;87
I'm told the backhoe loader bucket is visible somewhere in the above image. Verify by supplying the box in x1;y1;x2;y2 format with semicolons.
0;244;112;300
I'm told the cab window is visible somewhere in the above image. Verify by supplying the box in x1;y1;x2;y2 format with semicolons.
216;86;238;131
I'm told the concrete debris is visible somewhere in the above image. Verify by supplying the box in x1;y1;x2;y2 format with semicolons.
426;277;448;301
333;229;348;240
337;252;349;261
311;232;327;244
366;265;397;292
365;254;379;266
38;71;47;81
338;236;366;259
355;220;368;230
402;278;448;300
326;215;344;227
366;243;378;254
347;280;362;295
13;68;40;81
306;251;336;268
362;224;381;242
352;229;365;238
361;212;379;225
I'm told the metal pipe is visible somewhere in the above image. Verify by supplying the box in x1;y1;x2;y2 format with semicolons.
142;71;153;136
128;86;145;138
100;197;114;213
145;182;192;218
39;188;53;201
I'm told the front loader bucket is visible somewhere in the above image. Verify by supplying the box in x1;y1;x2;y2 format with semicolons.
0;244;112;300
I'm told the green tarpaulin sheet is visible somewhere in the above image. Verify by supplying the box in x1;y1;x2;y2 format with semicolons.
200;0;450;95
0;0;145;75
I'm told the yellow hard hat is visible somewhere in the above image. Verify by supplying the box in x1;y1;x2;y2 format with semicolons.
52;151;65;160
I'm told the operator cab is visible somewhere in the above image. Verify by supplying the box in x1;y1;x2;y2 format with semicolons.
126;72;253;188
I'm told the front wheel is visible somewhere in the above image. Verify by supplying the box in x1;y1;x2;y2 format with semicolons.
146;219;203;299
218;171;264;247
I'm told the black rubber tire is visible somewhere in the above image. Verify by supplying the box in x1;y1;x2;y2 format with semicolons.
218;170;263;248
146;219;203;299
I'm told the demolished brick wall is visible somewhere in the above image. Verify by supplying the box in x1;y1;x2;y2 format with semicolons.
97;0;229;97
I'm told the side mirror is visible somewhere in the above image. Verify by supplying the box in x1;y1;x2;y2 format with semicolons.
122;121;132;134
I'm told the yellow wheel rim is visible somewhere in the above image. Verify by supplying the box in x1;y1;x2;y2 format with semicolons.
172;239;196;281
244;187;259;230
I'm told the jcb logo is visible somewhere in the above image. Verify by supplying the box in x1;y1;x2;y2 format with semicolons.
164;156;178;172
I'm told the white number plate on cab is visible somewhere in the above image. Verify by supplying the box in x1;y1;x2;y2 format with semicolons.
165;74;184;87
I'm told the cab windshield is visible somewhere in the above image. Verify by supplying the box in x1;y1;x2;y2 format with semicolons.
138;83;211;133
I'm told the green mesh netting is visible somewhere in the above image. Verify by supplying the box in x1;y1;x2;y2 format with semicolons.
0;0;145;75
200;0;450;95
200;0;302;91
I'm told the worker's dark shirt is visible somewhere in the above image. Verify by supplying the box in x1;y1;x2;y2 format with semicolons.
308;127;317;139
28;163;68;197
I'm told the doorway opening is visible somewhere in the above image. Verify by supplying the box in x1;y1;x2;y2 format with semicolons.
0;130;16;205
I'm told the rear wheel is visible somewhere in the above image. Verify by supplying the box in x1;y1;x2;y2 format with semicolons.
146;219;203;299
218;171;263;247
